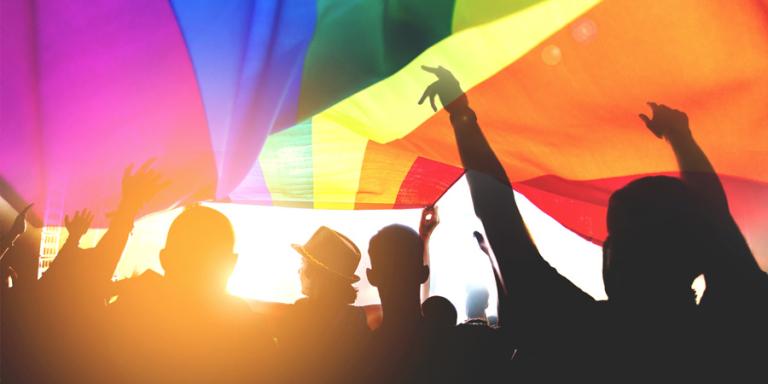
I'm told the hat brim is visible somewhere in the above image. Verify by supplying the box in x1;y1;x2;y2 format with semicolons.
291;244;361;283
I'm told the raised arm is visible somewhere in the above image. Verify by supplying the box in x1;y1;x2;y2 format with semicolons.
92;160;167;280
639;103;763;302
0;204;31;262
639;103;730;216
41;209;95;278
419;205;439;300
419;66;537;266
41;162;166;288
419;66;594;323
63;209;94;249
473;231;507;296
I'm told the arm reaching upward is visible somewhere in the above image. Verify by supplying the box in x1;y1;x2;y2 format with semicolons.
63;209;94;249
419;205;439;300
639;103;763;303
419;66;510;187
92;160;168;280
41;162;167;292
473;231;507;298
639;103;729;216
0;204;31;262
43;209;95;275
419;66;536;265
419;66;594;329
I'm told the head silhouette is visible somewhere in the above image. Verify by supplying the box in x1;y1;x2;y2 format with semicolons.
367;225;428;320
604;176;709;304
466;287;490;319
422;296;457;330
299;257;359;305
294;226;361;305
367;225;428;290
160;205;237;294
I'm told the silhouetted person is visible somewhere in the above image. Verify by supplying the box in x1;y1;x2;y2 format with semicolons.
420;66;767;381
465;287;491;322
454;318;507;383
421;295;457;330
365;224;457;383
34;209;101;384
637;103;768;376
0;204;30;262
0;204;35;384
107;205;275;383
6;163;166;383
275;226;369;383
455;242;510;383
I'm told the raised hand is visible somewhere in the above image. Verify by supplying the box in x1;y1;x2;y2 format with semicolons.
419;65;468;113
8;204;32;242
639;102;692;143
120;159;169;211
419;205;440;239
0;204;31;261
65;209;94;243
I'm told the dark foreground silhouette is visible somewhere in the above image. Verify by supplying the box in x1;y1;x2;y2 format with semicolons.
0;69;765;383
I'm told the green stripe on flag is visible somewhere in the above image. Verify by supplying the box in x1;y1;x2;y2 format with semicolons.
298;0;456;119
259;121;315;207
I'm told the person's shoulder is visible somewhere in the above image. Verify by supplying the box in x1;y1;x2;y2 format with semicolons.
109;271;166;310
342;305;371;331
344;304;368;318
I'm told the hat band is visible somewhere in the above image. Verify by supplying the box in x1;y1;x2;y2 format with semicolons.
293;244;360;282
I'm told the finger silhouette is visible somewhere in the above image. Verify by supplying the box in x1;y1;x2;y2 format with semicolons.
137;158;157;175
418;86;431;105
421;65;440;75
428;90;437;112
123;164;134;180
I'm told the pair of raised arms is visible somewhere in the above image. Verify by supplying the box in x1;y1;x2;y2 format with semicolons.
2;160;168;254
419;65;690;146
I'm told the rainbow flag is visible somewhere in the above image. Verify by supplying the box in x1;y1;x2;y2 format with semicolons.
2;1;766;266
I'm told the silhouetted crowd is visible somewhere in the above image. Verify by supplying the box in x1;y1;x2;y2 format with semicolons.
1;69;767;383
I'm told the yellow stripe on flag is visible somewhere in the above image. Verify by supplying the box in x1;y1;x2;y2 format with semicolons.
311;113;369;209
314;0;601;144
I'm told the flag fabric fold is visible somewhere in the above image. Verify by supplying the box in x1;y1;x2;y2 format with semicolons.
1;0;766;265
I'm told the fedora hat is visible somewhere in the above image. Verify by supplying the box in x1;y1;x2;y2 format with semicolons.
291;226;361;282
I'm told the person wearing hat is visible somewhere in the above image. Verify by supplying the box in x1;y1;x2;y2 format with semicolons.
275;226;370;383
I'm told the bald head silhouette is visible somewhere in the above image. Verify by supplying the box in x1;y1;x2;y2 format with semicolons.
367;224;428;288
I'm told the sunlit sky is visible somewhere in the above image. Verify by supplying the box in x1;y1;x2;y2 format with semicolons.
68;176;614;321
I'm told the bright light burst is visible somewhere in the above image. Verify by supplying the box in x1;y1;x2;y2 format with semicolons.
41;177;614;321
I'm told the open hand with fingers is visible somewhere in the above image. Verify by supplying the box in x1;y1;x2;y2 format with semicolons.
419;65;468;113
65;209;94;244
639;102;692;144
120;159;169;211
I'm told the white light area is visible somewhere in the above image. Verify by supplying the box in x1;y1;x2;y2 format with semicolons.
65;176;610;321
97;203;422;306
426;176;606;322
692;274;706;305
214;203;419;306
